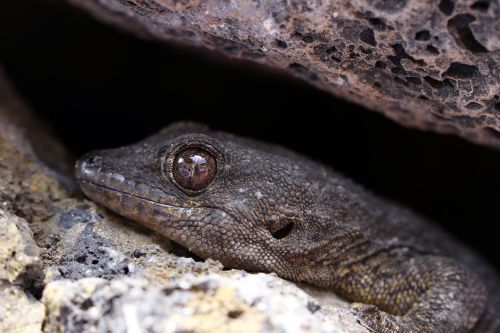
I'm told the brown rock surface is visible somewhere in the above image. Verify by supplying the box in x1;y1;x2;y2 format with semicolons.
66;0;500;149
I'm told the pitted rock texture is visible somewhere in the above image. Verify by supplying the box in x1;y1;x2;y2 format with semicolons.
0;282;45;333
67;0;500;149
0;207;41;285
0;68;367;332
0;208;45;333
42;273;364;333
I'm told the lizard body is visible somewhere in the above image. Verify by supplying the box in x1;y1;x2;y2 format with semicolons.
75;122;500;332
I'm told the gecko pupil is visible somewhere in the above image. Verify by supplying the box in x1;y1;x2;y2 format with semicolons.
173;147;216;191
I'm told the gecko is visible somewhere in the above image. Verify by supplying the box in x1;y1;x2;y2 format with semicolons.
75;122;500;332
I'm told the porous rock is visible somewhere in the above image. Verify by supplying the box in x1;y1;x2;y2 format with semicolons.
0;283;45;333
0;207;45;333
42;272;364;333
66;0;500;149
0;207;41;285
0;68;367;332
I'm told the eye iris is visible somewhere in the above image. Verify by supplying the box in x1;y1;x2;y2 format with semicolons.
173;148;216;191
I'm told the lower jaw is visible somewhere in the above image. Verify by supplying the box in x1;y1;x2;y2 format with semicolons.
78;180;214;253
79;181;188;230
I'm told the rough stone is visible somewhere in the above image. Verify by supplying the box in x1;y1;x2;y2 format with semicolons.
66;0;500;149
0;283;45;333
0;207;41;285
0;202;45;333
0;67;70;224
42;273;365;333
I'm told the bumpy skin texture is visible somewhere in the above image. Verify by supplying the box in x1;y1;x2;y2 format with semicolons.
76;123;500;333
66;0;500;149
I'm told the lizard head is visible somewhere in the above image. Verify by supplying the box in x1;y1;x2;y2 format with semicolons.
76;122;365;284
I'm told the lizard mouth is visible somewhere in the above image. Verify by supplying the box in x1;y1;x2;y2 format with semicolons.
78;180;198;227
78;180;236;254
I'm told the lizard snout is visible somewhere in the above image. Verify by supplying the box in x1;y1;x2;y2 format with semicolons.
75;151;104;182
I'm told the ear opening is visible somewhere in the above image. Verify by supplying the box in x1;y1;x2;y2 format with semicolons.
271;221;295;239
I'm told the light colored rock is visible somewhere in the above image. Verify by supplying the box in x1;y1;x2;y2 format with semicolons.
0;207;42;285
0;283;45;333
0;188;44;333
42;272;366;333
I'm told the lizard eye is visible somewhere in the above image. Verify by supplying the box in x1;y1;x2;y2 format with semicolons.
172;147;217;191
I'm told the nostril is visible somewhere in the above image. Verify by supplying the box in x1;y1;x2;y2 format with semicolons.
84;154;103;168
76;153;103;179
87;155;102;166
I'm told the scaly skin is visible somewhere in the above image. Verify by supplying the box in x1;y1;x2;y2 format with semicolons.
75;122;500;332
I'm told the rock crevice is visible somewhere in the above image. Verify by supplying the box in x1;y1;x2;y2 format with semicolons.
63;0;500;149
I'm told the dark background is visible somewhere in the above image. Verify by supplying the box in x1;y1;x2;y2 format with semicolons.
1;1;499;269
